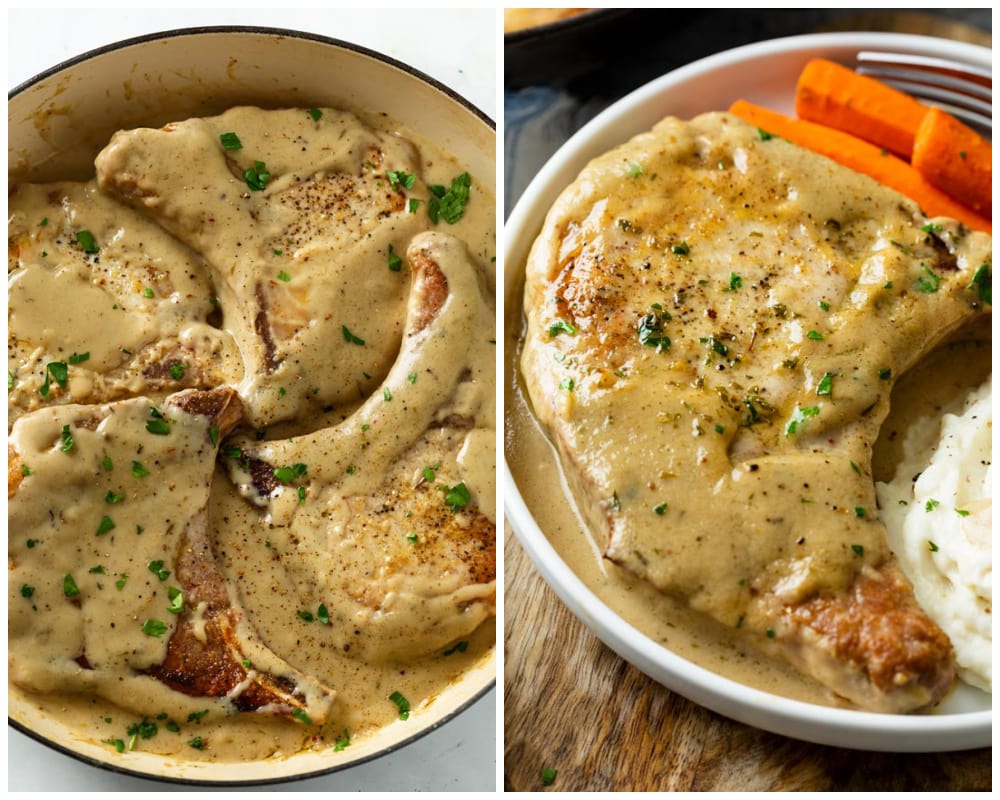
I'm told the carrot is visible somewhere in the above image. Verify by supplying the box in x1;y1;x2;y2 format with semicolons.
795;58;928;158
912;105;991;217
728;99;991;235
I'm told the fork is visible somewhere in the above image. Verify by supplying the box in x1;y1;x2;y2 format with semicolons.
856;50;992;135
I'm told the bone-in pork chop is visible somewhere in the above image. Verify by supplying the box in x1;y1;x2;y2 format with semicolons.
521;112;992;712
95;107;437;428
8;388;335;722
222;232;496;662
8;181;240;427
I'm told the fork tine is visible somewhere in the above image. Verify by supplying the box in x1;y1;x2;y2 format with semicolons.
857;51;992;89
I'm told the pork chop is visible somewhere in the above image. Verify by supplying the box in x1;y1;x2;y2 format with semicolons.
521;112;991;712
221;232;496;662
8;388;335;722
94;106;437;428
8;181;240;428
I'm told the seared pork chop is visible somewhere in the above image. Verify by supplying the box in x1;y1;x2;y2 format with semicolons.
8;181;240;427
8;388;335;721
95;107;435;428
222;232;496;662
521;112;991;712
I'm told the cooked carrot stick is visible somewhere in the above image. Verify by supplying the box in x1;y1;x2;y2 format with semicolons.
728;99;991;235
912;105;991;217
795;58;928;158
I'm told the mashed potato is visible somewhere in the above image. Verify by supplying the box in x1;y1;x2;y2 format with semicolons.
877;376;992;693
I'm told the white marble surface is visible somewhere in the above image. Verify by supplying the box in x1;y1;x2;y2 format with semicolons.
7;7;498;792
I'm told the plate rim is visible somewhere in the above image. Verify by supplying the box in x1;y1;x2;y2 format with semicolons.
503;30;992;753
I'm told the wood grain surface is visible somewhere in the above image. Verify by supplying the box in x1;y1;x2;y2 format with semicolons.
503;12;992;793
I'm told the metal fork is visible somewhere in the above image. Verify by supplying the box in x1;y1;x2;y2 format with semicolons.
856;50;992;135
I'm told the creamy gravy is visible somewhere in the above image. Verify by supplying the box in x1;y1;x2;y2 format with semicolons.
9;107;495;763
507;291;990;707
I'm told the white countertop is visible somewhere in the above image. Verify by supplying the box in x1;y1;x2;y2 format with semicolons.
7;7;497;792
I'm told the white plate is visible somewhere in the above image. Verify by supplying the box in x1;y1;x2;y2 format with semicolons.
503;32;991;753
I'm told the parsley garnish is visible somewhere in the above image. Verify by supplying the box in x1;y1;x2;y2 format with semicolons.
105;490;125;505
96;515;116;536
653;502;668;515
541;768;558;786
308;108;323;121
389;691;411;720
277;270;291;282
387;243;403;272
342;325;365;345
141;619;168;637
334;729;351;751
785;405;820;436
243;160;271;191
76;230;99;254
59;424;75;453
68;352;90;365
427;172;471;224
273;463;307;484
443;640;469;656
915;263;941;293
816;372;834;397
637;309;671;352
219;132;242;150
146;407;170;435
548;318;577;337
132;460;150;478
444;482;471;511
878;368;892;381
167;586;184;614
63;574;80;597
969;263;991;305
725;272;742;291
806;330;824;340
386;170;416;191
925;499;940;512
851;544;864;556
147;560;171;581
291;708;312;725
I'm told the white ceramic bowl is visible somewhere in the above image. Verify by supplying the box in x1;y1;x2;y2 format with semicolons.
504;32;991;752
9;26;496;785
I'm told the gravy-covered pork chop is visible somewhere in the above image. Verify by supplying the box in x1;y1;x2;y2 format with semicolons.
221;232;496;662
9;388;335;723
8;181;240;427
521;112;992;712
95;107;441;428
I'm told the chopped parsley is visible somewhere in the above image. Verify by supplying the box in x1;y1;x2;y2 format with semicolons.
147;560;171;581
626;161;643;178
816;372;834;397
146;407;171;435
273;462;307;484
389;691;411;720
915;263;941;293
342;325;365;345
969;263;991;304
243;160;271;191
386;170;416;191
188;736;206;750
167;586;185;614
637;308;671;352
427;172;471;224
671;241;690;256
20;584;35;598
75;230;99;254
878;368;892;381
851;544;864;556
333;729;351;751
407;198;421;213
308;108;323;122
805;330;824;341
541;768;558;786
317;603;330;625
724;272;742;291
132;460;150;478
925;498;940;512
757;128;775;141
818;300;830;311
653;502;669;515
387;243;403;272
559;377;575;392
785;405;819;436
169;363;186;381
63;574;80;598
443;482;471;511
383;387;393;402
443;640;469;656
219;131;242;150
928;540;939;552
276;270;291;282
143;287;155;298
209;426;220;446
96;515;116;536
298;610;315;622
141;619;169;637
956;508;971;517
102;454;113;471
291;708;312;726
854;508;866;518
548;318;577;337
105;490;125;505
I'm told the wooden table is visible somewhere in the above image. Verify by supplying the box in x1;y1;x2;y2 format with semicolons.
503;11;992;792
